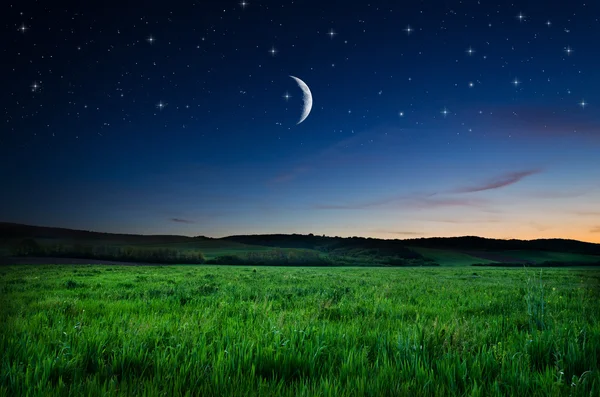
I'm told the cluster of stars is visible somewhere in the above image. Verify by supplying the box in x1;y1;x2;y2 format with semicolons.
6;0;594;149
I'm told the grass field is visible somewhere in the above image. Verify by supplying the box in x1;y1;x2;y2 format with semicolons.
488;250;600;264
1;265;599;396
408;247;499;266
411;247;600;266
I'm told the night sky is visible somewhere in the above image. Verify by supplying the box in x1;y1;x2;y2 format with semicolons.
2;0;600;242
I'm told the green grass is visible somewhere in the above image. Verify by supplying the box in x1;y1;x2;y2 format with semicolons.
409;247;499;266
489;250;600;264
1;265;599;396
408;247;600;266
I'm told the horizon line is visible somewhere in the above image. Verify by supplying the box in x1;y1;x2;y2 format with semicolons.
1;221;598;245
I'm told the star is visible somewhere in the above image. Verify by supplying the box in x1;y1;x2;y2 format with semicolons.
282;92;291;101
441;108;450;117
564;46;573;56
512;78;521;87
466;47;475;56
579;99;587;109
399;111;404;117
239;1;249;9
18;24;28;33
269;46;277;56
156;101;167;110
327;29;337;39
517;12;526;22
30;81;40;92
147;35;155;44
403;25;413;35
468;82;474;88
546;20;552;27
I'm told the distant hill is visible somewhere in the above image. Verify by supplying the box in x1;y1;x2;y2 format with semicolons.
222;234;422;258
0;222;200;244
402;236;600;256
222;233;600;266
1;222;600;266
0;222;262;260
222;233;600;256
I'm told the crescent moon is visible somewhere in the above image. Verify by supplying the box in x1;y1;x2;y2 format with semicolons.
289;75;313;124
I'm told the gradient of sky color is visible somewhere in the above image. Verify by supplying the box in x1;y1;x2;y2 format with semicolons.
2;0;599;242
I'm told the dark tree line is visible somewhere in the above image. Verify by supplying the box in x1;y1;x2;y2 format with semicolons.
10;239;205;264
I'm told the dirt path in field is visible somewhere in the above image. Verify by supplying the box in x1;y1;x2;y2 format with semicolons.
0;257;167;266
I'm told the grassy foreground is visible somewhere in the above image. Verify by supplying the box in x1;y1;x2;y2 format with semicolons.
1;265;599;396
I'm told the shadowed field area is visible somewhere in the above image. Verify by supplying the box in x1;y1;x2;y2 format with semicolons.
1;265;599;396
408;247;498;266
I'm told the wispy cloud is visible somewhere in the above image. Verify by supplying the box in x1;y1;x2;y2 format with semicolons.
313;168;538;211
529;222;552;232
314;193;488;211
591;227;600;234
574;211;600;216
313;195;409;210
373;230;423;236
271;166;312;184
528;189;595;199
421;218;501;224
268;129;392;184
170;218;195;224
411;197;490;209
451;169;541;193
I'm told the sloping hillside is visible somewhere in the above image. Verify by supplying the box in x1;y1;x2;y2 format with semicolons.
0;222;269;259
2;223;600;266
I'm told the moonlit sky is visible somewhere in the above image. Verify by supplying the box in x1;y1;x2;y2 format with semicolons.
2;0;600;242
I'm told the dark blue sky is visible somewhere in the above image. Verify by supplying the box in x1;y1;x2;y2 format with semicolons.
2;0;600;241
